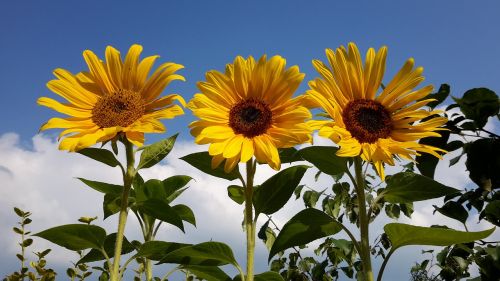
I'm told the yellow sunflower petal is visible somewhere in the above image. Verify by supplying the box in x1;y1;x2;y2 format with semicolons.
83;50;115;94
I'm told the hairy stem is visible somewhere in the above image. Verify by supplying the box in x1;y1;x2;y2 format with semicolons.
110;140;136;281
244;160;256;281
354;157;374;281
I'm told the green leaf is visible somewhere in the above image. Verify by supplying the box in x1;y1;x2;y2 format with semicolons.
163;175;193;203
103;193;121;219
303;190;321;208
180;152;239;180
384;223;495;250
299;146;347;177
483;201;500;226
269;208;342;261
278;147;302;164
181;265;232;281
78;233;134;264
137;134;178;170
434;201;468;224
453;88;499;128
14;207;25;217
172;204;196;227
35;224;106;251
382;172;460;203
158;241;238;267
416;131;450;179
136;199;184;232
78;178;122;195
253;165;309;216
227;185;245;205
78;148;121;167
233;271;284;281
424;84;450;109
465;138;500;191
136;241;191;261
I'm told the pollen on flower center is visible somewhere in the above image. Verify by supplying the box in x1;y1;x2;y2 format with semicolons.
342;99;393;143
92;89;145;128
229;98;272;137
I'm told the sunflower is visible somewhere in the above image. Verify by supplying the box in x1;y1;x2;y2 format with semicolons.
307;43;447;179
188;55;312;172
38;44;186;151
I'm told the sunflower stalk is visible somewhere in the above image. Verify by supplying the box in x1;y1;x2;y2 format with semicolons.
354;157;374;281
244;159;256;281
111;139;136;281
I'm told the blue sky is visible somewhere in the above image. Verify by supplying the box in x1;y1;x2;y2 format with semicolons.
1;1;499;280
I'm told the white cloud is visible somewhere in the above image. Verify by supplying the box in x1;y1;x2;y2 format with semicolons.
1;132;498;280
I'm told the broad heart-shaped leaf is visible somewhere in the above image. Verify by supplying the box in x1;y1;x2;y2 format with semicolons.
78;233;134;264
103;193;121;219
269;208;342;261
158;241;238;267
278;147;302;164
180;152;240;180
78;147;121;167
384;223;495;250
134;176;192;204
172;204;196;226
298;146;347;177
181;265;232;281
35;224;106;251
253;165;309;216
453;88;499;128
137;134;178;170
78;178;122;195
163;175;193;203
136;241;191;261
233;271;284;281
136;199;184;232
382;172;460;203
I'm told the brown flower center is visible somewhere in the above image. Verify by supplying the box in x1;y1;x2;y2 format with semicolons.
342;99;393;143
229;98;272;138
92;89;145;128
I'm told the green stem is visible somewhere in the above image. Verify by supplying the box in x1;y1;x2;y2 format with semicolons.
244;160;256;281
110;140;136;281
376;249;395;281
20;220;26;281
354;157;374;281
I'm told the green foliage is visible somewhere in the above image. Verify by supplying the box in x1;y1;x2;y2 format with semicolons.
78;233;134;264
135;241;191;261
382;172;459;203
137;134;178;170
180;151;240;180
384;223;494;250
78;147;121;167
253;165;309;216
180;265;232;281
227;185;245;204
298;146;347;177
453;88;499;128
269;208;342;261
35;224;107;251
158;241;239;267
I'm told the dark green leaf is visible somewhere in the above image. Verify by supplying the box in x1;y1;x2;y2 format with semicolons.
446;140;464;152
227;185;245;205
383;172;460;203
14;207;25;217
158;241;238;267
424;84;450;109
180;152;239;180
172;204;196;227
136;199;184;232
302;190;321;208
78;233;134;264
22;239;33;247
13;227;23;234
416;131;449;179
453;88;499;128
294;185;304;200
78;148;121;167
483;201;500;226
465;138;500;191
278;147;302;163
181;265;232;281
253;165;309;216
269;208;342;260
136;241;191;261
137;134;178;170
163;175;193;202
385;204;401;219
384;223;495;250
299;146;347;176
103;193;121;219
233;271;284;281
434;201;468;224
78;178;122;195
35;224;106;251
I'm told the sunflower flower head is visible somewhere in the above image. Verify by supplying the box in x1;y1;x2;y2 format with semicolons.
38;44;186;151
307;42;448;180
189;55;312;172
